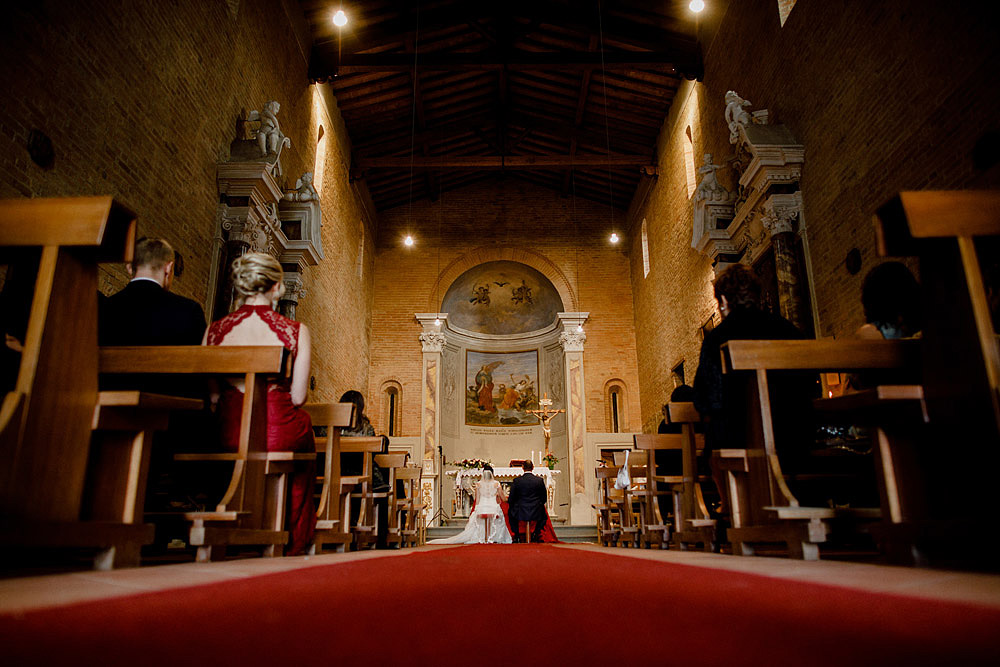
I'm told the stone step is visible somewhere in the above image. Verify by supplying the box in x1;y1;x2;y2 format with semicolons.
425;524;597;543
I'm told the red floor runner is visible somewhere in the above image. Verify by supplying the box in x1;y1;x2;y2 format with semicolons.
2;545;998;666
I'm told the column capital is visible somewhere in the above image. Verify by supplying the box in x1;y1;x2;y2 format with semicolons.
556;312;589;352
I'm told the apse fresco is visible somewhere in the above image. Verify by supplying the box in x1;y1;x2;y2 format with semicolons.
466;349;540;426
442;261;563;334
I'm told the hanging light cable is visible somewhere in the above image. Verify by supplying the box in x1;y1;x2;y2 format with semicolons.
597;0;617;244
405;4;421;247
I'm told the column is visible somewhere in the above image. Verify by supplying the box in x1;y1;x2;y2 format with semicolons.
416;313;447;525
762;195;808;332
557;312;589;525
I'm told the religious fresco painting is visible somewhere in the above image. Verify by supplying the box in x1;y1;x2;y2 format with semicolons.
466;350;540;426
442;261;564;335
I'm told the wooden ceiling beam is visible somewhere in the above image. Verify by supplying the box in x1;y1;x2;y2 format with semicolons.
310;49;685;79
356;155;653;170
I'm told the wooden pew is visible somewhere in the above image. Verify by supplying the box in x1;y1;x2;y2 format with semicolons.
664;402;717;551
592;465;622;547
375;453;408;548
306;402;355;553
720;338;918;559
633;434;683;549
341;436;386;550
394;466;425;548
612;450;642;548
86;390;203;568
872;190;1000;564
0;196;139;569
99;345;287;562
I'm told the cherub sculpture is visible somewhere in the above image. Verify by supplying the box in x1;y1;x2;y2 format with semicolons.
249;100;286;156
283;172;319;202
724;90;752;144
694;153;729;203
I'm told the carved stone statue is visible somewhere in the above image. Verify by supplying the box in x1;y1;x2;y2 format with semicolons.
694;153;729;203
249;100;287;156
283;172;319;202
724;90;752;144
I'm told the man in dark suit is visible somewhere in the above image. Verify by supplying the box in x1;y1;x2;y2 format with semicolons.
507;459;548;543
99;237;206;347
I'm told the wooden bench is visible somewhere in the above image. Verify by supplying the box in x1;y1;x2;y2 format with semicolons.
374;452;408;548
99;345;287;562
611;450;643;548
720;338;919;559
341;436;387;550
592;465;622;547
663;402;717;551
85;390;203;567
0;196;140;570
306;402;355;553
871;190;1000;564
633;434;683;549
394;466;425;548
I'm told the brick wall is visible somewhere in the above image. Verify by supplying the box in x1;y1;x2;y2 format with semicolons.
629;0;1000;431
0;0;374;401
369;178;640;436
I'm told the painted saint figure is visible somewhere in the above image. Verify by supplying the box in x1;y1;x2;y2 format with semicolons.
476;361;501;412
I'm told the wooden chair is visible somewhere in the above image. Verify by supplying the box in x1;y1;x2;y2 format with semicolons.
340;436;385;550
303;402;355;554
395;466;425;547
592;465;622;547
611;450;642;548
719;338;918;559
100;345;287;562
665;402;717;551
374;452;408;547
632;435;678;549
86;390;203;568
871;190;1000;564
0;196;139;570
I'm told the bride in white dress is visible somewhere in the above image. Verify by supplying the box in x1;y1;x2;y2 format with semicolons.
429;465;512;544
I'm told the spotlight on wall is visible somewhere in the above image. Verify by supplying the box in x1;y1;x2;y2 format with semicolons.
689;0;705;13
404;235;414;247
609;232;620;244
332;9;348;26
576;324;584;333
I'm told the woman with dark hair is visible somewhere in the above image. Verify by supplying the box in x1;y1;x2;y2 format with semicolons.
428;464;512;544
338;389;392;548
857;261;921;340
693;264;804;514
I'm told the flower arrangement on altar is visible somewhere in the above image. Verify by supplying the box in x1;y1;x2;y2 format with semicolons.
451;457;492;469
542;453;559;469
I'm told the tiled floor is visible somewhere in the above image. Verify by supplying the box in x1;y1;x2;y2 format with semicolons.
2;545;999;614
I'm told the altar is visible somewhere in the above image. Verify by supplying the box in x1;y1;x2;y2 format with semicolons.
446;467;560;519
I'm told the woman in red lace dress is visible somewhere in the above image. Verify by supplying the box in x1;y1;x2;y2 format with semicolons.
203;252;315;555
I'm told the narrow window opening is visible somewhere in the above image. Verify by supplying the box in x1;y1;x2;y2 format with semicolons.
683;126;696;198
610;390;620;433
388;389;397;436
641;218;650;278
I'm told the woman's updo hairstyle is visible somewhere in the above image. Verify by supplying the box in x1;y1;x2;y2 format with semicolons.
231;252;284;305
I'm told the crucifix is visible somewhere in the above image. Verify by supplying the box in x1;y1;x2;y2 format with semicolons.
526;393;565;457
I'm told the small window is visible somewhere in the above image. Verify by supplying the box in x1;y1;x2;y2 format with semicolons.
683;126;696;198
381;381;402;437
641;218;650;278
604;380;628;433
357;224;365;278
671;360;685;387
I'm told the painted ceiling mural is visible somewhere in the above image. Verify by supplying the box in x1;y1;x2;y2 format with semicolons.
441;261;564;335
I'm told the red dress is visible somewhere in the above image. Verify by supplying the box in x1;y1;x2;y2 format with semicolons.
207;304;316;556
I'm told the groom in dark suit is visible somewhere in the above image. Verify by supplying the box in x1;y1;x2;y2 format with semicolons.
507;459;548;543
99;237;206;347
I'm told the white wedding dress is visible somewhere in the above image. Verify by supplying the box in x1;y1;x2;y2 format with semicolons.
429;477;512;544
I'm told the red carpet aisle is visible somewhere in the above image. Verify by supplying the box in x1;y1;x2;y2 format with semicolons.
2;545;999;666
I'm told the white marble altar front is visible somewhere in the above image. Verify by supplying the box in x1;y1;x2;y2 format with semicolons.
446;467;560;519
